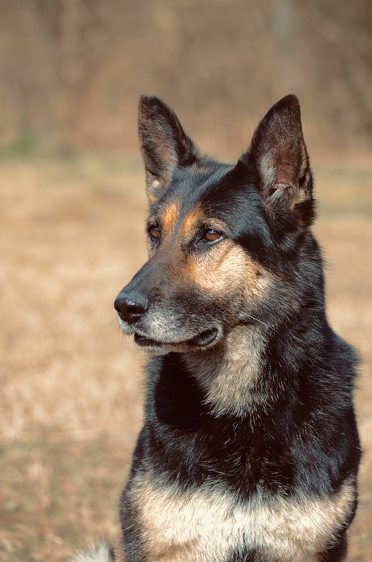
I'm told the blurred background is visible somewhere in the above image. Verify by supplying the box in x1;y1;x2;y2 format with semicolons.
0;1;371;560
1;0;372;157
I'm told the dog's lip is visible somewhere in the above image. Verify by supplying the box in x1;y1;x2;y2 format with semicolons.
188;328;218;346
134;327;218;349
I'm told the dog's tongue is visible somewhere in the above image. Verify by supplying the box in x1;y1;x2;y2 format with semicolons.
189;328;218;346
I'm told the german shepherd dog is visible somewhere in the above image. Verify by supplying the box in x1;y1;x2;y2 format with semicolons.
76;95;361;562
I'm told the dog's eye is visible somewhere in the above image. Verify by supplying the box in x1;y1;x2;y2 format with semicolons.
203;229;223;243
149;226;160;240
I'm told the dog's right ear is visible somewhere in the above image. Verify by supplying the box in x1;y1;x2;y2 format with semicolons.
138;95;199;202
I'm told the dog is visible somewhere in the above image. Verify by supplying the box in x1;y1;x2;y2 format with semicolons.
75;95;361;562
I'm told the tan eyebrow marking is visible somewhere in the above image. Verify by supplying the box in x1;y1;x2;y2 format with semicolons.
161;202;179;232
181;205;204;236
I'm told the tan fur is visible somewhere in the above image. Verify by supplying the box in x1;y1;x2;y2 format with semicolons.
131;471;356;562
157;207;272;308
187;240;271;298
185;324;268;417
181;205;204;237
161;202;179;233
156;203;271;306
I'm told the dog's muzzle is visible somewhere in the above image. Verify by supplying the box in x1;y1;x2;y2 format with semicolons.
114;288;222;353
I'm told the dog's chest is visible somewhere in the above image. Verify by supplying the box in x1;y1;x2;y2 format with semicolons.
130;472;354;562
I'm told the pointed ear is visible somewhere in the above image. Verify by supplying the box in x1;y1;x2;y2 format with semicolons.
138;95;199;202
247;95;315;228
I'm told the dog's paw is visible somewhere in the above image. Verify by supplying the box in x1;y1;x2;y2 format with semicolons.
71;540;114;562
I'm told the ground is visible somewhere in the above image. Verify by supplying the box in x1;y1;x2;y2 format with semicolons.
0;153;371;561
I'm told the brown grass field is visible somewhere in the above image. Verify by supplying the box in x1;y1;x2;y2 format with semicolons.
0;153;371;561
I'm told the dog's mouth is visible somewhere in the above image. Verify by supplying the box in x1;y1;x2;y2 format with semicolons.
134;327;219;352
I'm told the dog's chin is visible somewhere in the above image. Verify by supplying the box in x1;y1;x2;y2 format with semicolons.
133;327;220;355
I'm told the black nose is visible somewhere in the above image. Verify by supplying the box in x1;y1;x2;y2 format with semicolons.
114;291;149;323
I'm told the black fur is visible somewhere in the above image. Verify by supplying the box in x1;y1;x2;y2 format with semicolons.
113;95;361;562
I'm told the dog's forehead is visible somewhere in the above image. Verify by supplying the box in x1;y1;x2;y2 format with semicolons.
156;164;246;231
158;197;207;236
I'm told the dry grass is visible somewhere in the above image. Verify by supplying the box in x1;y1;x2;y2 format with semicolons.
0;154;371;561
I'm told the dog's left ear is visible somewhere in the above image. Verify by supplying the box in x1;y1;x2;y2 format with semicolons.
246;94;314;228
138;95;199;202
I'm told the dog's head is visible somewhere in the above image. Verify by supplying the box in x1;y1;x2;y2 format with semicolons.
115;95;315;354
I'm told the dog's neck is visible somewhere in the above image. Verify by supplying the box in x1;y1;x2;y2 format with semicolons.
184;324;269;417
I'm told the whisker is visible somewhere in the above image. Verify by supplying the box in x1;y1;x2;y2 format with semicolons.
244;315;268;327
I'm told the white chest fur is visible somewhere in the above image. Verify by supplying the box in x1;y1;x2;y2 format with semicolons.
185;324;269;418
130;472;354;562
